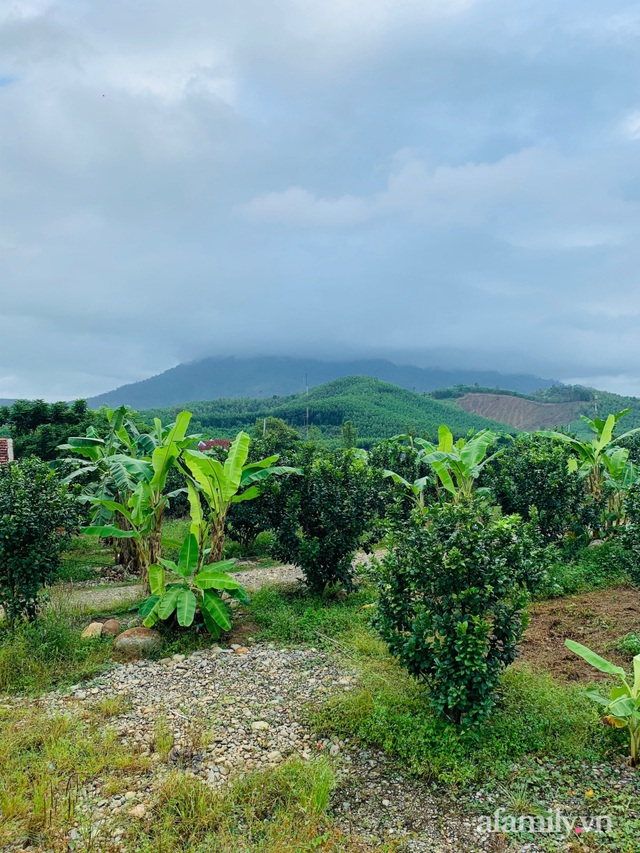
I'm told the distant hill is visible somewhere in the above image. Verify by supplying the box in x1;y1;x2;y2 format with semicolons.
145;375;517;445
457;393;581;431
445;385;640;434
0;400;16;406
87;356;556;410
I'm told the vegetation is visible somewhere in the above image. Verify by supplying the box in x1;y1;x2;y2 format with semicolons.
141;533;247;638
145;376;516;447
0;399;98;460
0;458;79;625
565;640;640;766
272;449;380;592
375;499;548;724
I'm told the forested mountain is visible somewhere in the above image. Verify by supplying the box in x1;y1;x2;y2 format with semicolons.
145;375;516;445
87;356;555;409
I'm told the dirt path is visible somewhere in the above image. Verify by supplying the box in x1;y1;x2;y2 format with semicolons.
58;550;382;614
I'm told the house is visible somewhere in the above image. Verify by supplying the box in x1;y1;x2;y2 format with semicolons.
197;439;232;452
0;438;14;465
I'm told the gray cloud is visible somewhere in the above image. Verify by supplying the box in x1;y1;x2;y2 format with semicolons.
1;0;640;399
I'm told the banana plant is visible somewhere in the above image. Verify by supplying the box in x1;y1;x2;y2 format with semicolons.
565;639;640;767
181;431;300;560
540;411;640;501
83;412;195;588
385;426;503;503
140;532;247;638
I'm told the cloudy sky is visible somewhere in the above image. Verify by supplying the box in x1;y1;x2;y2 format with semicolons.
2;0;640;399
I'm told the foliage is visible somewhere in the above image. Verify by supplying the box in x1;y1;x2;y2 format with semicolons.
565;639;640;766
482;433;586;542
540;411;640;530
385;426;503;504
141;533;247;638
0;458;79;625
252;416;301;451
341;420;358;448
536;541;632;598
81;412;196;587
621;483;640;587
0;610;112;694
145;376;515;446
374;499;548;724
180;431;298;561
272;449;381;592
0;399;97;460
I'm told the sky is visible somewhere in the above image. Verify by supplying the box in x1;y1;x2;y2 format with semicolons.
2;0;640;400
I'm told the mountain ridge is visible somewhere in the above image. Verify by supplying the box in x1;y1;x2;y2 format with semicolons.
87;356;557;410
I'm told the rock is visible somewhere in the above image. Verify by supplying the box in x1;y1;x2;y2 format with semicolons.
81;622;104;639
589;539;605;548
102;619;121;637
127;804;146;819
266;750;282;761
251;721;269;731
113;627;163;661
234;647;249;655
172;654;186;662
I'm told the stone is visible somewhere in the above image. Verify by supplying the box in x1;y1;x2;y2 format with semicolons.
81;622;104;639
251;721;269;731
266;750;282;761
102;619;121;637
234;646;249;655
127;804;146;819
113;627;163;661
172;654;186;662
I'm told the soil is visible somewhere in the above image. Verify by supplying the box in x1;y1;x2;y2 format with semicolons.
456;393;581;431
521;586;640;682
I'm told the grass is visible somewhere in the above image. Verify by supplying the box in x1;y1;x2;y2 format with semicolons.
126;758;356;852
249;584;377;648
0;701;356;852
537;540;632;598
57;534;115;583
0;704;147;850
0;610;114;695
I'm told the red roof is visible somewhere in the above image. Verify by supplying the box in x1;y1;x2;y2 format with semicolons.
198;439;232;451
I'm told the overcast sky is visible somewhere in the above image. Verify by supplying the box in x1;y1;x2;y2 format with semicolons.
2;0;640;400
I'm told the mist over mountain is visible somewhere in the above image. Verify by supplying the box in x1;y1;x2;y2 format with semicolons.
87;356;557;410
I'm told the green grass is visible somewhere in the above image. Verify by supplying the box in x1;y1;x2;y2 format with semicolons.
537;541;632;598
249;583;377;648
0;611;114;695
57;534;115;582
127;758;355;852
0;703;355;852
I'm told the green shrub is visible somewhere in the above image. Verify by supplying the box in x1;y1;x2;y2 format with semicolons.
272;450;380;592
483;434;585;542
0;458;79;624
622;483;640;586
374;499;548;725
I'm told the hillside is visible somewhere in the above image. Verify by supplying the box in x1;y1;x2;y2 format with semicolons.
457;393;581;430
87;356;556;409
448;385;640;434
144;376;515;444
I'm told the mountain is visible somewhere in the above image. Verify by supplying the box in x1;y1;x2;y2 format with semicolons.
0;400;16;407
145;375;517;444
88;356;556;409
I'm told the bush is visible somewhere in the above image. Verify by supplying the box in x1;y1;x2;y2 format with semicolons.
536;540;632;598
482;434;585;542
0;458;79;624
622;483;640;586
272;450;381;592
374;499;548;725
